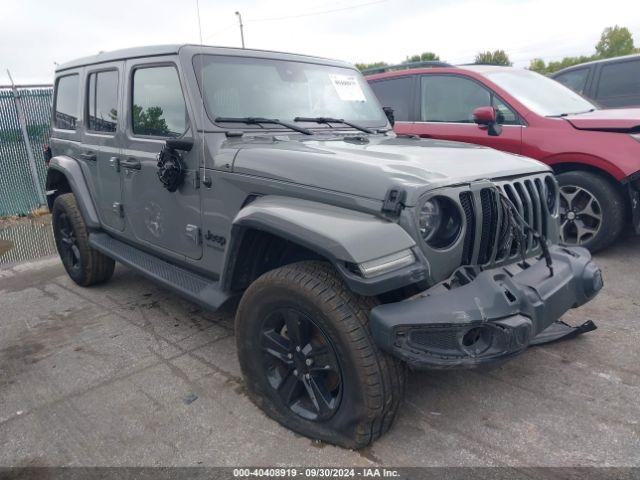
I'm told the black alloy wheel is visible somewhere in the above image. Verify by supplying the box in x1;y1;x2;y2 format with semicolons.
261;307;342;421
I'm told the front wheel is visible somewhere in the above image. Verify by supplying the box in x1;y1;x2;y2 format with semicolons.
235;261;406;449
556;171;625;253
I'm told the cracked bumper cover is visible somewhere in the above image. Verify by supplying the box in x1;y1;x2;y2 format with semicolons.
369;246;602;369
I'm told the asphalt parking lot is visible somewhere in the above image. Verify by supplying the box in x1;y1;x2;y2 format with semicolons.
1;231;639;467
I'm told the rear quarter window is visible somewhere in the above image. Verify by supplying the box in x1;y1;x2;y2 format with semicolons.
54;74;79;130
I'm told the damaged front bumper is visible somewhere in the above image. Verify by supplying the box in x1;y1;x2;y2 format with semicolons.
369;245;602;369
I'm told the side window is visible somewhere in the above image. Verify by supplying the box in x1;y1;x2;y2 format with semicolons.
421;75;490;123
87;70;119;133
492;97;519;125
554;68;589;94
596;60;640;100
54;74;79;130
132;66;187;137
369;77;413;121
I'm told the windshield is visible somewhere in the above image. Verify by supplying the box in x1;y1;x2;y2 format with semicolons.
193;55;387;129
482;69;597;117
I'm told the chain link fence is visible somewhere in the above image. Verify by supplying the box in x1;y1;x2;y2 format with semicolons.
0;84;52;217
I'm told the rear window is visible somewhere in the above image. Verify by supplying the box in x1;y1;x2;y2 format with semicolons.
54;74;79;130
596;60;640;99
87;70;119;133
369;77;413;121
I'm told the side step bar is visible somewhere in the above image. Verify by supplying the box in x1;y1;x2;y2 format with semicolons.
89;233;229;311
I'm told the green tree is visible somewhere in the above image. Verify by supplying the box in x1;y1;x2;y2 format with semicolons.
403;51;441;63
528;25;638;75
132;104;169;136
529;55;593;75
595;25;635;58
528;58;547;74
474;50;512;66
355;61;388;72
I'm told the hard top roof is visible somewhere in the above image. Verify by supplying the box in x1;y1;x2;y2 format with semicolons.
55;44;355;72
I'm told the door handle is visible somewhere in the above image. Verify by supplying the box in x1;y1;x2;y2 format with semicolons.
78;151;97;161
109;156;120;172
120;157;141;170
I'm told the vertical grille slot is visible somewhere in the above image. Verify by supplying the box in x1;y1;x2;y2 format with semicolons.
459;191;475;265
525;180;542;247
478;188;499;265
534;178;548;236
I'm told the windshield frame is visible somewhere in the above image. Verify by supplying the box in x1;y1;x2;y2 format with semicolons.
480;68;598;117
191;53;389;133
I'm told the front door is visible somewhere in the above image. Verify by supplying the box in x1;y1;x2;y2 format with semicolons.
121;59;202;260
414;74;523;155
83;63;125;231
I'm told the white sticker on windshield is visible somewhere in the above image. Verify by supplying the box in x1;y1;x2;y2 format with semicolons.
329;74;366;102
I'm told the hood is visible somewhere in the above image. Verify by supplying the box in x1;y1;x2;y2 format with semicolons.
563;108;640;133
227;135;549;204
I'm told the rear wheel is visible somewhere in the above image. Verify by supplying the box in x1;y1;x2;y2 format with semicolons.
235;261;406;449
52;193;115;286
556;171;625;253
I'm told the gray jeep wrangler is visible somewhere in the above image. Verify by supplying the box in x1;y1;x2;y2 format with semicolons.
46;44;602;449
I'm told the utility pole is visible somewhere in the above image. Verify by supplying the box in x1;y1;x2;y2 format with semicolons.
235;11;245;48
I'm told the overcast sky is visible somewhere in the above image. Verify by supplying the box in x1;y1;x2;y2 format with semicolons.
2;0;639;84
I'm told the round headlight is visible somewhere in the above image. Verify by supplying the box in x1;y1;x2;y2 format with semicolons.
419;199;442;242
544;176;557;213
418;196;462;249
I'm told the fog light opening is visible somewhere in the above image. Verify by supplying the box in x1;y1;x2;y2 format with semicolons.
460;327;493;356
462;328;482;347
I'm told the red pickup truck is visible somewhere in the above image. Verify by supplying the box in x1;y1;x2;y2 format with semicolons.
367;63;640;252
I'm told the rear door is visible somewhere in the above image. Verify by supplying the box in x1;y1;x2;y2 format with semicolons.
593;58;640;108
121;58;202;260
83;64;124;231
413;74;523;154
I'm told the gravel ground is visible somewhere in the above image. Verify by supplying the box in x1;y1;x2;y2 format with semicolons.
0;232;639;467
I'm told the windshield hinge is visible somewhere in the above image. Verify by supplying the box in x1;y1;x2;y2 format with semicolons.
382;187;407;216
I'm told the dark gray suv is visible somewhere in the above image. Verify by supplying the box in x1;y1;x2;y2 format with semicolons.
46;44;602;448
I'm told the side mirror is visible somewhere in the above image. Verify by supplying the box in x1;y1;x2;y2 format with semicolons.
166;138;194;152
382;107;395;127
473;106;502;137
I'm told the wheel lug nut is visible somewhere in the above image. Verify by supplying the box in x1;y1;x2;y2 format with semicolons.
295;346;301;352
305;373;310;379
287;353;293;359
293;369;298;376
305;359;313;366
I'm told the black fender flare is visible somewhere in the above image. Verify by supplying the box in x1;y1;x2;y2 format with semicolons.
46;155;101;229
223;195;425;296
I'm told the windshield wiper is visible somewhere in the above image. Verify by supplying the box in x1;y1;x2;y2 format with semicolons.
214;117;313;135
294;117;374;134
549;108;596;118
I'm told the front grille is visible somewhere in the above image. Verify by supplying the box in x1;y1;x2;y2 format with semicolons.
459;174;553;267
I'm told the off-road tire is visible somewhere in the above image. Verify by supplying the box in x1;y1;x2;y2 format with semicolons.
556;171;625;253
52;193;115;286
235;261;406;449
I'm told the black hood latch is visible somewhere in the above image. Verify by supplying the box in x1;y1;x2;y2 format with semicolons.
382;187;407;216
